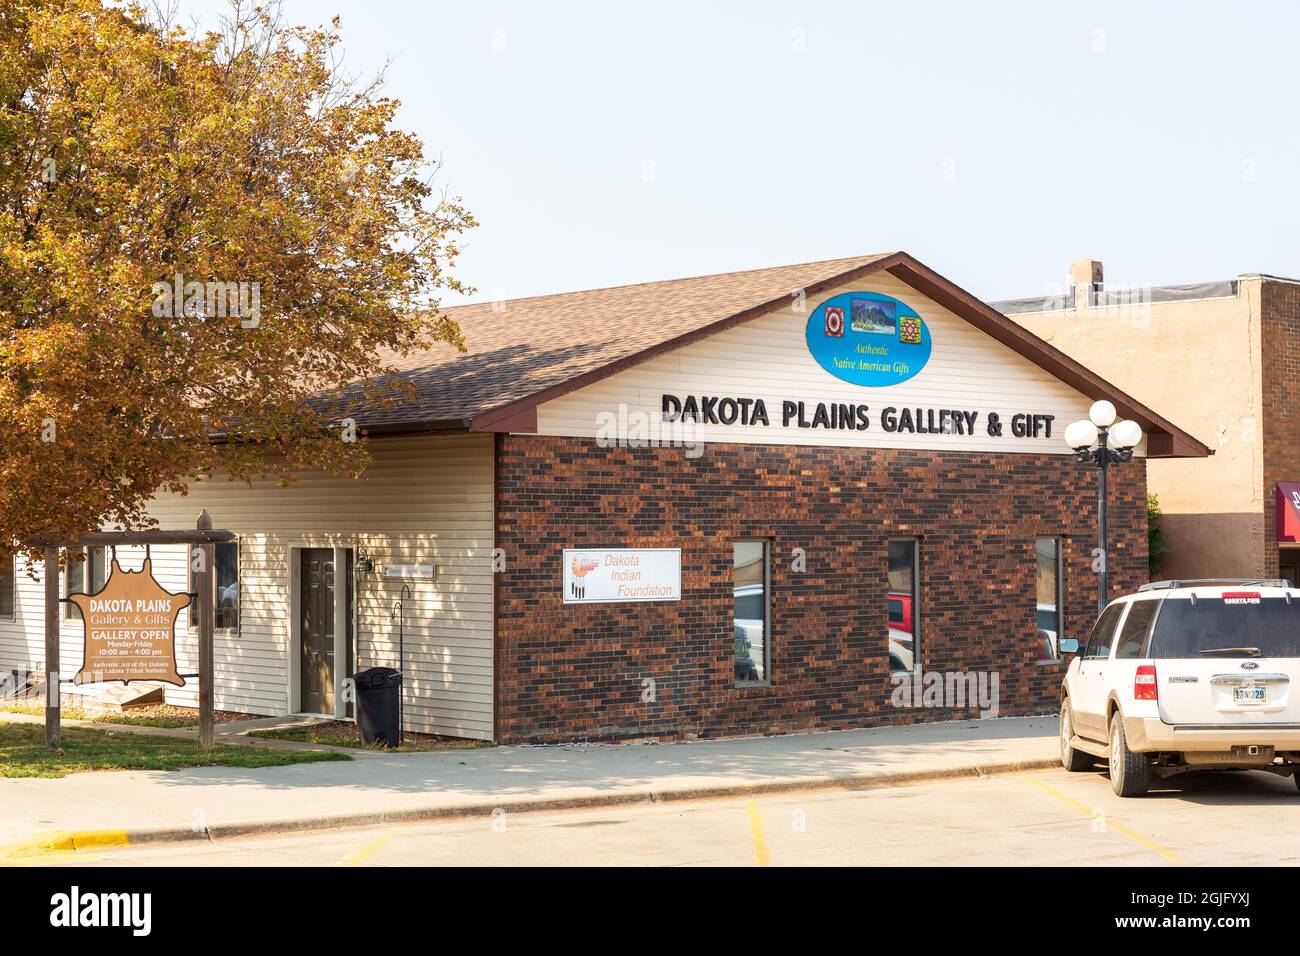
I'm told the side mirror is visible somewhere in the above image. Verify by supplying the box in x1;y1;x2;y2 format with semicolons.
1059;638;1079;655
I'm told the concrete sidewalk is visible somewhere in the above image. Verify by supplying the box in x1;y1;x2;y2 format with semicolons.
0;716;1059;853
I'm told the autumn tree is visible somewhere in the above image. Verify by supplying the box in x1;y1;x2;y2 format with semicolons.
0;0;474;556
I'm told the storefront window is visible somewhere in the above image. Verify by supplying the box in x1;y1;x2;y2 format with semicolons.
1036;537;1064;661
0;553;13;620
64;547;108;618
215;541;239;631
733;540;769;684
888;539;919;673
189;541;240;632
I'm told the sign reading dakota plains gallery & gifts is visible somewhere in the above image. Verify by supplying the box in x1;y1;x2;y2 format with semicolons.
71;558;189;686
563;548;681;604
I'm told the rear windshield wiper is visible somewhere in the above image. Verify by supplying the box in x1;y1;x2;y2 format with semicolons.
1198;647;1263;657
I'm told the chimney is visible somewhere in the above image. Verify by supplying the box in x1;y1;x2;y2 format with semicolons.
1070;259;1103;307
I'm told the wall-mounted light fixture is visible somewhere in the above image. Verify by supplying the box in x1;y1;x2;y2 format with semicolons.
355;548;375;581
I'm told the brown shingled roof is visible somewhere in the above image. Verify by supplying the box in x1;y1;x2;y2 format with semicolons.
346;251;1209;459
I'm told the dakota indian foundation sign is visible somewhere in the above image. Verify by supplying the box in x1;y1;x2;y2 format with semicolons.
563;548;682;604
71;558;189;686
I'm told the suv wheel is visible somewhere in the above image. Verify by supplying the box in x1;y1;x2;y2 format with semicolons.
1108;714;1152;797
1059;700;1093;772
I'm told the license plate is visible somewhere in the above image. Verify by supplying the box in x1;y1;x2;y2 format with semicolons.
1234;685;1268;704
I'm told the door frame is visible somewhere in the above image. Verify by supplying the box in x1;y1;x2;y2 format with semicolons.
287;541;356;718
1280;545;1300;587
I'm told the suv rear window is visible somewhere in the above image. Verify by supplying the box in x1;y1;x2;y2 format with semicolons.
1149;596;1300;659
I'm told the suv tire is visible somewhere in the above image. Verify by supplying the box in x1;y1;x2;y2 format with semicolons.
1059;700;1094;772
1108;714;1152;797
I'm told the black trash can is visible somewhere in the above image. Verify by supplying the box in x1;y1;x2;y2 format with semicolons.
352;666;402;747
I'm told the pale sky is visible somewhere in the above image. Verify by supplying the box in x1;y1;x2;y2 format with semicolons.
173;0;1300;304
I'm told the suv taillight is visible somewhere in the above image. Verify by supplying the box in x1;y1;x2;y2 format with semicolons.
1134;663;1158;701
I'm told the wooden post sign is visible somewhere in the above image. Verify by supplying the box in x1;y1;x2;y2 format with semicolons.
24;512;235;749
69;558;188;686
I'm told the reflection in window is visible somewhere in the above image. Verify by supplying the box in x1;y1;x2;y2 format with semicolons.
188;541;240;632
65;547;108;619
215;542;239;631
733;541;768;684
0;553;12;620
1035;537;1063;661
888;539;919;673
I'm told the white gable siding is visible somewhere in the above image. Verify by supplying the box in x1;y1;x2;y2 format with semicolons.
537;272;1132;456
0;433;495;740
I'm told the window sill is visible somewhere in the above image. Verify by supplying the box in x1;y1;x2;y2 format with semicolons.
733;681;773;690
1035;658;1064;666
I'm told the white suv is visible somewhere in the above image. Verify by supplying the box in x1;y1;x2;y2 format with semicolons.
1059;579;1300;797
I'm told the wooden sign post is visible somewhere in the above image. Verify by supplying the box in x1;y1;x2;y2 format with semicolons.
26;512;236;749
197;510;215;748
43;546;59;748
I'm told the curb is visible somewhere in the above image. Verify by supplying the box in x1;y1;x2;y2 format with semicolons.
0;755;1059;858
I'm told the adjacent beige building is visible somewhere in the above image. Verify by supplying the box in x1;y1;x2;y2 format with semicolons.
995;261;1300;583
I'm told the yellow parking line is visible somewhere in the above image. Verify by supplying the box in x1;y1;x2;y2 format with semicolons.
1024;775;1181;863
338;829;399;867
0;829;128;866
745;801;770;867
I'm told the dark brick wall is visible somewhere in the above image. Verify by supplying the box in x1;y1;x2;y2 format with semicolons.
1261;279;1300;577
494;435;1148;744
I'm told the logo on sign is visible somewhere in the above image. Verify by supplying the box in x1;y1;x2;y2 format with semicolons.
568;553;599;600
824;306;844;337
805;292;932;387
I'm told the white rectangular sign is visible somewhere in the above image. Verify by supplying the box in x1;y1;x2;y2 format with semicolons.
383;563;435;580
563;548;681;604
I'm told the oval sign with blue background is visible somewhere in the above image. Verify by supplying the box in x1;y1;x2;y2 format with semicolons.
805;292;932;387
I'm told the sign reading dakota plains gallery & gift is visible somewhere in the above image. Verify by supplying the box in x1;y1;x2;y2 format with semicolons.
70;558;189;686
563;548;681;604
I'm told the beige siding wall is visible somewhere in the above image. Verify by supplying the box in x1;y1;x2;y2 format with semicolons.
0;433;496;740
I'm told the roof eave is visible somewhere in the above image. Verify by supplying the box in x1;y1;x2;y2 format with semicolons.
462;250;1208;459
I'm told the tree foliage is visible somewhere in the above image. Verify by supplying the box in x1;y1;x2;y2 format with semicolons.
1147;492;1169;577
0;0;474;556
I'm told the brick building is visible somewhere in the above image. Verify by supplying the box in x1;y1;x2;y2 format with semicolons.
0;253;1206;743
996;261;1300;585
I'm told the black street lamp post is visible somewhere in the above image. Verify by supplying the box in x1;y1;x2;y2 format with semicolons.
1065;402;1144;615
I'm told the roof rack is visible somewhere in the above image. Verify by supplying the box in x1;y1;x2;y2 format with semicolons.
1138;578;1293;592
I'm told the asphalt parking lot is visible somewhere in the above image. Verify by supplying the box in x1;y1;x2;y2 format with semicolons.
17;764;1300;867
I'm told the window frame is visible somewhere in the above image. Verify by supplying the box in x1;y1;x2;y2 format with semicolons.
1083;602;1124;659
1035;536;1065;663
188;539;240;635
63;546;108;620
732;537;772;688
887;536;922;675
1114;597;1159;659
0;552;14;622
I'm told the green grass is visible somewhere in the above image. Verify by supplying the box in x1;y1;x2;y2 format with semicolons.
84;712;197;729
0;723;351;778
250;723;488;753
1;703;208;728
